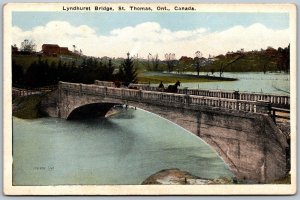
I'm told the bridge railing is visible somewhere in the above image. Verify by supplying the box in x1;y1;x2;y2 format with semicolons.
140;90;259;113
178;88;236;98
189;95;258;113
60;82;272;114
181;89;289;106
13;85;58;99
238;93;289;106
94;80;116;87
95;80;289;107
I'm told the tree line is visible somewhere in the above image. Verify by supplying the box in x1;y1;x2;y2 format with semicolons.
144;45;290;75
12;53;137;88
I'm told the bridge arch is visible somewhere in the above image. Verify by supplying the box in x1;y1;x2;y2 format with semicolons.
67;103;122;120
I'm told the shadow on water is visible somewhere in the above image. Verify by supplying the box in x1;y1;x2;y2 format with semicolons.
69;109;139;157
67;103;117;120
108;108;136;119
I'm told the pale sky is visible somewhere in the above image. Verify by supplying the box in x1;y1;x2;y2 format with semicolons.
12;12;290;58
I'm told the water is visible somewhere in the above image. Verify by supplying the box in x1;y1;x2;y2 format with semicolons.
149;72;290;95
13;108;233;185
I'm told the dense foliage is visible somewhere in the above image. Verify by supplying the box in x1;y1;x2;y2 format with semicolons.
12;53;140;88
118;53;137;86
13;56;115;87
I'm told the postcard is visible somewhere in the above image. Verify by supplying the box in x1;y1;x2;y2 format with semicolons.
3;3;296;195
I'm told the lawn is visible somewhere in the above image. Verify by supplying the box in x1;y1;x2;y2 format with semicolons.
137;72;237;84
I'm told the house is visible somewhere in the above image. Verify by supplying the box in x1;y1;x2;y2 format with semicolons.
59;47;71;55
42;44;72;56
42;44;60;56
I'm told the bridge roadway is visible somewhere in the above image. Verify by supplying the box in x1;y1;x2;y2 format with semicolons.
56;81;289;183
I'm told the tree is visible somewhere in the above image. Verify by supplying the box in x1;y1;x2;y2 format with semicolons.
118;52;137;85
25;58;50;87
165;53;176;72
259;53;271;74
178;56;193;73
149;53;160;71
194;51;203;76
218;62;225;77
105;59;115;80
147;53;151;70
277;44;290;73
217;54;243;77
20;39;36;53
194;51;212;76
12;60;24;85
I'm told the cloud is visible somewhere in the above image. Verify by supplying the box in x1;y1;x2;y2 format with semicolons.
12;21;289;58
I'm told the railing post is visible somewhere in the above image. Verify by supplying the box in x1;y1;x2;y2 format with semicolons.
256;100;271;114
79;83;82;96
104;87;107;97
272;109;276;123
234;91;240;100
185;94;190;106
139;89;142;102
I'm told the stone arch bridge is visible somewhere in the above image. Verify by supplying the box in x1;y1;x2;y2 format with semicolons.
56;81;289;183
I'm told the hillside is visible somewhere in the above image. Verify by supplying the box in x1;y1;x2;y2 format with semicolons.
204;53;279;73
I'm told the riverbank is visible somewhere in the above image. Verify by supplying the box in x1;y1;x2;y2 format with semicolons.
142;168;235;185
13;94;46;119
142;168;291;184
13;90;58;119
138;72;237;84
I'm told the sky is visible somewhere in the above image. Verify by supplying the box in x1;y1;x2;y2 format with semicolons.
12;12;290;58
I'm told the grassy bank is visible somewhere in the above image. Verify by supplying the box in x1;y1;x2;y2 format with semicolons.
13;94;45;119
138;73;237;84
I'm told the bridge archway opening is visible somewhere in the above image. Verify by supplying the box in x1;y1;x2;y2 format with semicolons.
67;103;121;120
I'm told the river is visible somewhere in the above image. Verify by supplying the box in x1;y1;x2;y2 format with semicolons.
13;108;233;185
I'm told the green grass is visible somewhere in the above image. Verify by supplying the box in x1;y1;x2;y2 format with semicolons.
137;73;227;84
13;55;60;72
13;94;45;119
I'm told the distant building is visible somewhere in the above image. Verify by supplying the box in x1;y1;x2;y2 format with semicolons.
42;44;60;56
42;44;72;56
59;47;71;55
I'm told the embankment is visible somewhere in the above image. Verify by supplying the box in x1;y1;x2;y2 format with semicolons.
13;90;58;119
